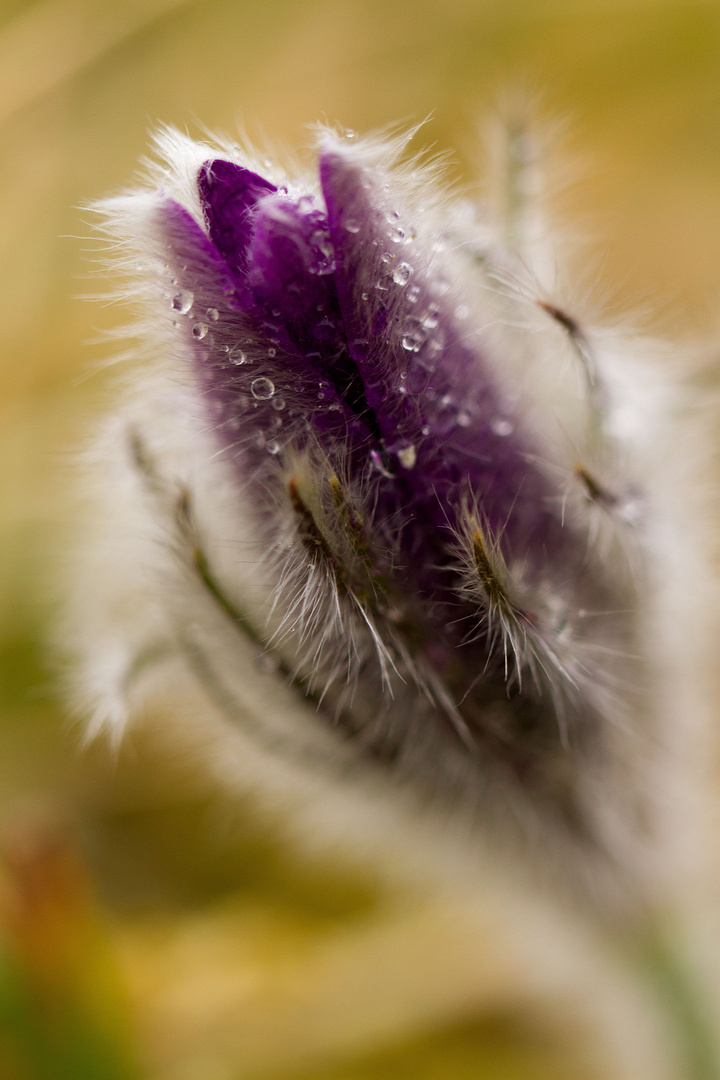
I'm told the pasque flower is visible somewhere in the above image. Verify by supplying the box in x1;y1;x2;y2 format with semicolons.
70;124;708;919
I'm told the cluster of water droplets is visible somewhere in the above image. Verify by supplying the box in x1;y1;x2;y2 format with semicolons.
372;205;520;459
169;278;292;457
170;287;223;348
171;288;194;314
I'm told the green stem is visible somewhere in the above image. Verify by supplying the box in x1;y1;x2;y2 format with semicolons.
633;922;719;1080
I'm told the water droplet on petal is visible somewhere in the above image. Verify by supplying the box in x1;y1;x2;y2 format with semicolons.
402;328;424;352
390;226;405;243
268;347;277;358
345;219;360;233
272;397;285;410
251;377;275;400
206;307;219;322
393;261;413;286
310;229;335;271
266;440;281;455
172;289;194;314
407;285;421;304
490;417;514;436
229;347;247;365
192;322;209;339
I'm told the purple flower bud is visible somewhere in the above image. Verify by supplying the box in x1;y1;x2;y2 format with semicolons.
70;126;704;914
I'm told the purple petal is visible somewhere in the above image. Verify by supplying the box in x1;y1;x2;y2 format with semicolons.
319;147;564;567
246;192;381;442
157;197;367;477
198;159;276;282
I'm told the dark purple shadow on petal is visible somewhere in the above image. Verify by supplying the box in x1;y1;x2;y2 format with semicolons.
198;159;276;281
247;192;383;443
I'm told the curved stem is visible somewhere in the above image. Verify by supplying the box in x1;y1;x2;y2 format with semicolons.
634;922;720;1080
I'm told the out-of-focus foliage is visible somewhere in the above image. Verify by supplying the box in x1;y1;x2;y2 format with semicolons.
2;1;720;1077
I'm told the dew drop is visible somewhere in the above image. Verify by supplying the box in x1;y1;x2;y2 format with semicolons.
402;329;424;352
361;291;369;300
421;425;431;436
206;307;219;322
251;377;275;400
490;417;514;436
457;410;471;427
311;229;335;262
171;289;194;314
407;284;421;304
272;397;286;410
390;226;405;243
192;322;209;339
393;261;413;286
268;347;277;358
266;440;281;455
345;219;360;233
229;347;247;365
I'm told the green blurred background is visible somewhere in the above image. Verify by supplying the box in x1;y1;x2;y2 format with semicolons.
2;0;720;1077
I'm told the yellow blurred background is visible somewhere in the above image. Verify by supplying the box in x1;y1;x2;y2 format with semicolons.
2;1;720;1077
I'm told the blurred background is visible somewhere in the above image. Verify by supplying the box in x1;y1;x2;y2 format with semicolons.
2;0;720;1077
